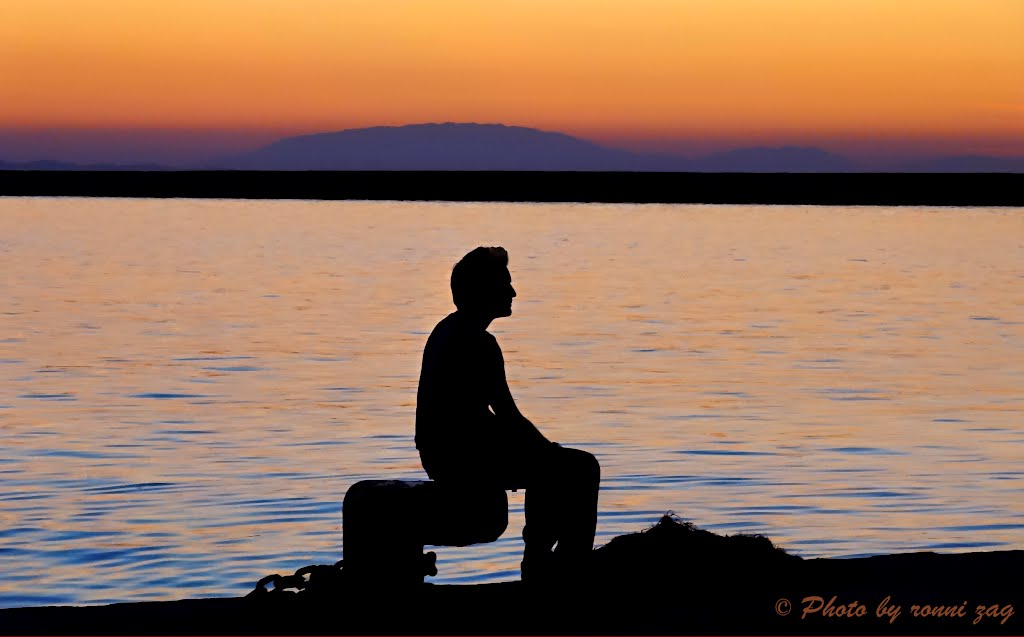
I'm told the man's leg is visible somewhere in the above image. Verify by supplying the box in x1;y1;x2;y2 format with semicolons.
521;445;600;578
548;446;600;556
522;485;558;568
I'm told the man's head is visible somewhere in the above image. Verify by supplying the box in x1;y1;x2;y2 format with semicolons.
451;246;516;318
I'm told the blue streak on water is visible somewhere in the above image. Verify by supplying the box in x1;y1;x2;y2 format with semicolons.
658;413;725;420
914;541;1008;550
825;447;907;455
940;523;1024;532
18;393;76;401
130;392;209;399
174;355;254;361
203;366;264;372
32;450;141;460
0;594;77;606
676;449;777;456
82;483;179;495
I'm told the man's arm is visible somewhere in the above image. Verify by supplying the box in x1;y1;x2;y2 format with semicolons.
487;338;554;449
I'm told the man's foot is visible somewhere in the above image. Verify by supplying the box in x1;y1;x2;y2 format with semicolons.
521;550;593;585
520;548;555;584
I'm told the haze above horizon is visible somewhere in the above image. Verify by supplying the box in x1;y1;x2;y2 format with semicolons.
3;1;1022;163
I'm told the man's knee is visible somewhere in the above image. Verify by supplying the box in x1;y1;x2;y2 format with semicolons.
559;446;600;484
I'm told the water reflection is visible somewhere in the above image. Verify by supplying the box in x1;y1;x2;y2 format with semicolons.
0;198;1022;606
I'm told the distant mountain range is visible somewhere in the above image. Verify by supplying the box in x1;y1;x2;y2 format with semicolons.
3;123;1023;172
219;123;649;171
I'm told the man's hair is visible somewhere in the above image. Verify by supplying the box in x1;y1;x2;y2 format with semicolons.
451;246;509;310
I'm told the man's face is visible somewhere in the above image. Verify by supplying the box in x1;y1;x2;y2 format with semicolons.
488;267;517;318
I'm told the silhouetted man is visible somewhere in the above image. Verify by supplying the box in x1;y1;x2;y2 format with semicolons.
416;246;600;579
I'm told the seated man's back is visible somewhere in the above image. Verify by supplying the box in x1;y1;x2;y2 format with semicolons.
416;311;506;481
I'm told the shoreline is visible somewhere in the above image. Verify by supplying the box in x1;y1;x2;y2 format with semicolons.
2;551;1020;635
2;517;1020;635
2;171;1023;206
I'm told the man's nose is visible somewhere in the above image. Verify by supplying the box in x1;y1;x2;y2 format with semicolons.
510;286;517;298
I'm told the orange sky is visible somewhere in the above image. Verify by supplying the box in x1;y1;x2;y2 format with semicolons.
2;0;1023;155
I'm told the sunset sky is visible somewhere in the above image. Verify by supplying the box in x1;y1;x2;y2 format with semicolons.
2;1;1022;162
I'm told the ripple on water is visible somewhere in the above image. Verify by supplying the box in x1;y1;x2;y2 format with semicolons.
676;449;777;456
939;523;1024;532
203;366;264;372
46;545;169;568
915;540;1008;550
0;527;44;540
33;449;141;460
788;537;859;546
825;447;907;455
18;393;76;401
130;392;209;399
82;482;181;495
0;594;76;607
821;390;889;401
723;504;816;512
281;439;353;447
597;509;673;520
658;413;726;420
173;355;254;362
811;489;924;499
820;387;885;394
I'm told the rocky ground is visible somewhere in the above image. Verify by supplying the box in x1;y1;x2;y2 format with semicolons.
2;516;1021;635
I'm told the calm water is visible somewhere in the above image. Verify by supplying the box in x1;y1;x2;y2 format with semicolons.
1;197;1023;607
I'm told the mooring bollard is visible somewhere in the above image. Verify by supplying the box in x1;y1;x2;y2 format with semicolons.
342;479;508;587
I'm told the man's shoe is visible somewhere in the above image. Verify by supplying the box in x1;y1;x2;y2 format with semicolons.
520;549;556;584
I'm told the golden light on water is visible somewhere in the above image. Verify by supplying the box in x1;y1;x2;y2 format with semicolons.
1;198;1023;605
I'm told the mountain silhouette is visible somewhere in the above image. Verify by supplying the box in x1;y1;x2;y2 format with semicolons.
219;124;859;172
3;123;1022;172
219;123;649;171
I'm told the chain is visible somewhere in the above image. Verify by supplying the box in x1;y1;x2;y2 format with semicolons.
248;548;438;596
246;559;346;597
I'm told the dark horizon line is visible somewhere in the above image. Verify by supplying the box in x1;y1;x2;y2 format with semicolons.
2;170;1022;207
